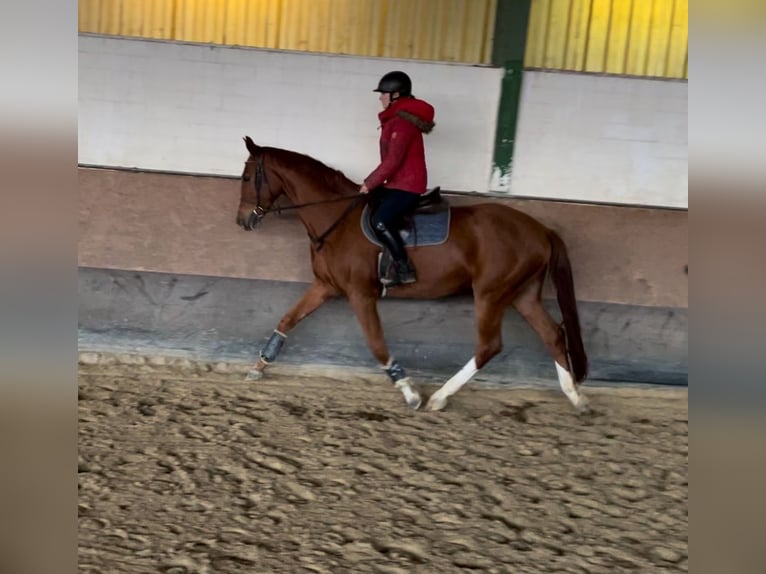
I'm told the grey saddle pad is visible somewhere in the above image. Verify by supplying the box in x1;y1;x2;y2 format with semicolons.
360;203;451;248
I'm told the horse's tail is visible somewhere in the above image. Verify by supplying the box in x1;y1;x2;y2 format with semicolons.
548;230;588;382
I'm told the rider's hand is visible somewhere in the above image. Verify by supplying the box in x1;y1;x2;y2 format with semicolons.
359;184;369;194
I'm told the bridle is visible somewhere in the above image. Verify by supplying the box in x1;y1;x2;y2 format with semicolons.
243;156;365;251
242;156;269;229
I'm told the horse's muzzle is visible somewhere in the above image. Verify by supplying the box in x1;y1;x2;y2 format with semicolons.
238;207;264;231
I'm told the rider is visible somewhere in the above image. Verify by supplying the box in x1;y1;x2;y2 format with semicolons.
360;71;435;286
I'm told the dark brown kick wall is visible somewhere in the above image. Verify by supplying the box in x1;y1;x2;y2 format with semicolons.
78;168;687;384
78;168;687;309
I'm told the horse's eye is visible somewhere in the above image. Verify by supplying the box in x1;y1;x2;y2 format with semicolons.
243;175;250;182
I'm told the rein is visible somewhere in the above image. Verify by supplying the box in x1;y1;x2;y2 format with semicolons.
247;156;364;251
308;195;365;251
270;194;363;214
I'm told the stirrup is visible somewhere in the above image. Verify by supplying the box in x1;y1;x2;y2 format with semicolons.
396;262;417;284
381;274;414;287
377;251;416;286
378;251;394;285
384;262;417;287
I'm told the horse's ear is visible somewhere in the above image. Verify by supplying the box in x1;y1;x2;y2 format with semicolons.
243;135;260;156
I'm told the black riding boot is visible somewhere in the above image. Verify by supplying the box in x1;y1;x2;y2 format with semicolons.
374;222;416;286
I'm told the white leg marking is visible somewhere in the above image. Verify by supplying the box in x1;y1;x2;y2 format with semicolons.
555;361;588;411
425;357;479;411
440;357;479;396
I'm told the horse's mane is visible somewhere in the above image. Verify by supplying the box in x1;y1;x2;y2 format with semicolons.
266;147;358;196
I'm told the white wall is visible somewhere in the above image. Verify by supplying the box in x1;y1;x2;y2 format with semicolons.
508;71;688;208
79;35;688;208
78;34;503;192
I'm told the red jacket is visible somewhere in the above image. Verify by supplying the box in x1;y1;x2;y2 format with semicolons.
364;96;435;194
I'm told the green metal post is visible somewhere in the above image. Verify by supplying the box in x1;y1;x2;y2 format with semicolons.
491;0;532;190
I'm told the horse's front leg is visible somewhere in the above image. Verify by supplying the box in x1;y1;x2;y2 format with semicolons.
247;279;336;379
347;293;421;410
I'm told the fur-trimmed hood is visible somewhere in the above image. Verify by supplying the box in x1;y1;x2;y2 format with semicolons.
379;97;435;134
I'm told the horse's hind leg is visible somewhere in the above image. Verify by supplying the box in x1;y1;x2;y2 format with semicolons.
512;276;588;411
425;294;505;411
247;279;336;380
346;292;421;410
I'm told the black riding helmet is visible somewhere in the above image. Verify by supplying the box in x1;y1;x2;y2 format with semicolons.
373;71;412;99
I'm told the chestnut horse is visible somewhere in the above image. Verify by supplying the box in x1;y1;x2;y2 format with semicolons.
235;136;588;412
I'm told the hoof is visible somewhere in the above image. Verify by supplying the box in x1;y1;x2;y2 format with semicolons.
395;378;422;410
406;393;422;410
424;393;447;412
245;369;264;381
245;359;268;381
576;395;590;414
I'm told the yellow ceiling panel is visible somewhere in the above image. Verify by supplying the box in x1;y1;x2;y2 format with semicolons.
77;0;684;78
524;0;688;79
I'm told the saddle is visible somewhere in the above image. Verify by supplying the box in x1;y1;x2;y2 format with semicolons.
360;187;451;249
361;187;451;291
410;186;448;216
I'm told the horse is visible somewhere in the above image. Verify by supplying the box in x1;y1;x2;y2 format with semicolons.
235;136;589;412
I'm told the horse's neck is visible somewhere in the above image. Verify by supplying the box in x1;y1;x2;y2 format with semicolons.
282;168;356;236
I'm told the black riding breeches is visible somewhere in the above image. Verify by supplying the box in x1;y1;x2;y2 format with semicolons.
369;187;422;231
